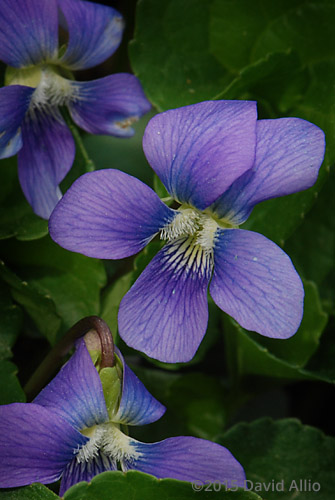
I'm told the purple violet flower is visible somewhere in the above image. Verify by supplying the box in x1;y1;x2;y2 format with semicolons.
0;339;245;495
49;100;326;363
0;0;151;219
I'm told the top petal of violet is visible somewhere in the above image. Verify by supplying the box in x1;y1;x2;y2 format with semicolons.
58;0;124;70
142;100;257;210
0;0;58;67
211;117;325;224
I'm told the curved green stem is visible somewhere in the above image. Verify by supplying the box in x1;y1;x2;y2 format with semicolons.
24;316;115;401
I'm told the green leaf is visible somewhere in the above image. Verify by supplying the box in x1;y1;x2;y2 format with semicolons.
64;470;262;500
304;326;335;383
100;272;134;336
0;236;106;342
223;280;330;382
210;0;311;70
210;0;335;163
133;240;163;276
220;418;335;499
0;282;22;360
0;260;61;345
132;368;228;441
284;171;335;311
0;157;48;241
82;112;155;187
214;50;305;111
241;190;323;246
0;361;25;404
153;175;173;205
258;282;328;367
130;0;229;111
0;484;59;500
164;372;228;440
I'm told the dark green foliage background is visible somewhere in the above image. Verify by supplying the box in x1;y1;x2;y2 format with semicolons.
0;0;334;498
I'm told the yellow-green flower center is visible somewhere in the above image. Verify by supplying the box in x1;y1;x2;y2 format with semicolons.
5;65;77;115
161;206;235;255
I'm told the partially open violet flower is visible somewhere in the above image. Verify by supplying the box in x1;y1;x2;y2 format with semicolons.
49;100;325;363
0;0;151;219
0;339;245;495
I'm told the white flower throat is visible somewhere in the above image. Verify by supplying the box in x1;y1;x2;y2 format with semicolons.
76;423;140;467
6;65;77;117
5;64;137;130
160;207;220;256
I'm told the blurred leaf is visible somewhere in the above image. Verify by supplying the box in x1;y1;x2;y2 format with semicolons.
220;418;335;499
0;282;22;360
0;260;61;345
132;366;228;441
100;272;133;335
0;361;25;404
82;112;155;186
215;50;306;113
130;0;229;111
0;484;58;499
223;280;330;382
304;324;335;382
209;0;333;69
64;470;262;500
165;372;228;440
241;191;323;246
133;239;163;280
210;0;335;139
153;174;173;205
0;157;48;241
258;282;328;366
0;237;106;342
285;170;335;311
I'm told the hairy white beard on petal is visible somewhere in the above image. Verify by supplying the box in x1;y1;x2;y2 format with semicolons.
32;69;73;106
76;425;105;463
195;215;219;255
6;64;78;123
161;207;220;259
160;208;200;241
29;67;77;121
76;423;141;468
102;425;141;466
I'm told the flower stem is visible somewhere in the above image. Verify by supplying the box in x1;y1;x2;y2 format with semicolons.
61;107;95;172
24;316;115;401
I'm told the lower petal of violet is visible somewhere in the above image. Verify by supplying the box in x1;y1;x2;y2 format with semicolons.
118;237;212;363
210;229;304;339
0;403;87;488
59;451;117;497
68;74;151;137
18;108;75;219
127;436;246;488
